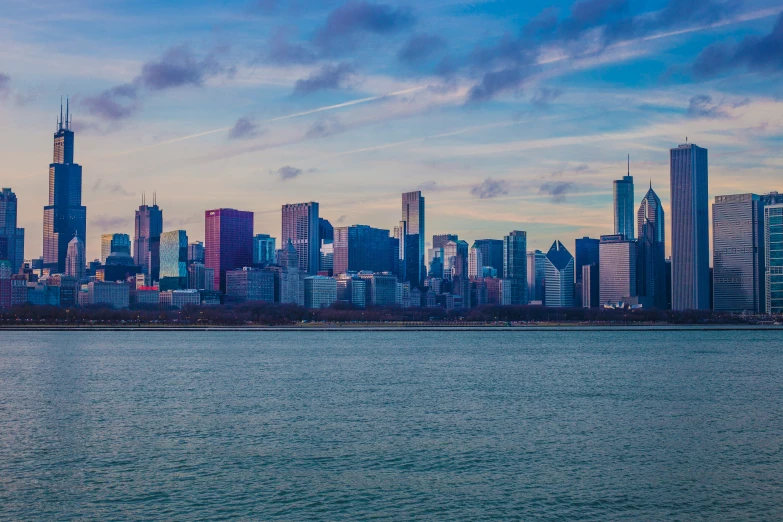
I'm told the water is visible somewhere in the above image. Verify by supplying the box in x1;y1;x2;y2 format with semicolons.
1;329;782;520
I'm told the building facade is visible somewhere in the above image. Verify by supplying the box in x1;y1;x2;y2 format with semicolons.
333;225;392;276
225;268;275;303
599;234;637;305
544;240;574;307
614;166;635;240
188;241;204;264
0;188;25;274
503;231;527;304
575;237;600;307
304;275;337;309
765;204;783;314
473;239;504;278
133;195;163;280
281;202;320;275
527;250;546;304
205;208;254;293
637;184;667;309
159;230;188;289
43;102;86;274
101;233;131;264
253;234;276;267
65;236;85;280
670;142;710;310
401;191;425;286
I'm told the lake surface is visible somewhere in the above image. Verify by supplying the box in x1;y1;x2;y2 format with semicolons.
1;330;782;520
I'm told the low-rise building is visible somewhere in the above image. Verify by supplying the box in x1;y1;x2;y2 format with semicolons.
304;276;337;309
88;282;129;309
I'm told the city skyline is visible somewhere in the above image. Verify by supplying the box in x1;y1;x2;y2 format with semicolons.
1;1;782;262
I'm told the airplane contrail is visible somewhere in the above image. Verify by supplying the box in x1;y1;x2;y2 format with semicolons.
105;86;425;158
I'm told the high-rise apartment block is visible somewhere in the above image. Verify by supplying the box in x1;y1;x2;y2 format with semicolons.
614;160;634;240
205;208;254;293
333;225;392;276
401;191;425;286
281;202;319;274
670;142;709;310
159;230;188;290
134;195;163;280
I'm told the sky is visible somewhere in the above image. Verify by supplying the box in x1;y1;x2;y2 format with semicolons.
1;0;782;261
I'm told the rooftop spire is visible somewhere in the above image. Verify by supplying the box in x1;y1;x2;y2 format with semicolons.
627;154;630;176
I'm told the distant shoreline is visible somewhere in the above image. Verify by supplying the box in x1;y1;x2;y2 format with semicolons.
2;324;781;332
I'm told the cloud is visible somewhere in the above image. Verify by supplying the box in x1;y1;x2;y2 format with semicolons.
91;214;131;230
139;45;229;90
531;87;563;107
305;116;343;138
468;67;532;102
470;178;509;199
228;117;263;139
92;179;134;196
293;62;356;95
692;12;783;78
0;73;10;97
539;181;574;202
272;165;304;181
262;29;317;65
336;215;348;223
314;1;415;53
398;34;446;63
81;83;139;121
686;94;730;119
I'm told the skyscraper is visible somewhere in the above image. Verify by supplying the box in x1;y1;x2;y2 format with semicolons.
65;236;85;280
574;237;600;307
613;157;635;240
544;240;574;307
333;225;392;275
503;231;527;304
637;184;666;309
43;100;86;274
134;194;163;280
599;234;637;305
205;208;254;293
402;191;425;287
0;188;24;273
101;233;131;264
253;234;276;266
432;234;458;250
473;239;504;277
712;193;764;313
526;250;546;303
670;142;710;310
188;241;204;264
468;243;483;278
765;203;783;314
159;230;188;290
281;202;319;274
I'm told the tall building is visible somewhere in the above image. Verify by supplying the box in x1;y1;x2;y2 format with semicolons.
599;234;637;305
432;234;458;250
544;240;574;307
333;225;392;276
281;202;319;274
765;204;783;314
43;101;86;274
473;239;504;277
670;142;710;310
468;243;483;278
503;231;527;304
159;230;188;290
574;237;600;307
133;194;163;280
319;218;334;244
712;193;764;313
401;191;425;286
614;157;635;240
101;233;131;264
253;234;276;266
582;264;599;308
188;241;204;264
0;188;24;273
637;184;667;309
188;263;214;291
65;236;86;280
526;250;546;303
205;208;254;293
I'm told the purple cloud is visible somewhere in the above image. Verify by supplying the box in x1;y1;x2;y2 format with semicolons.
272;165;304;181
139;45;228;90
398;34;446;63
82;83;139;121
293;62;355;95
540;181;574;203
315;1;415;52
471;178;509;199
228;117;263;140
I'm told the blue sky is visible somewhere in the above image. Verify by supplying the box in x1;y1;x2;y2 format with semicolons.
1;0;782;260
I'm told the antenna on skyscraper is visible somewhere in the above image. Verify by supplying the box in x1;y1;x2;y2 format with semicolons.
58;96;63;131
627;154;630;176
153;191;156;206
65;97;70;130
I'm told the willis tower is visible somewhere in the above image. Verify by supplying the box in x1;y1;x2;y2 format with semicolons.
43;100;86;273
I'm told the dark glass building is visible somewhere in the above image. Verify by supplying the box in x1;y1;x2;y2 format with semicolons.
205;208;254;293
503;231;527;304
474;239;504;278
637;184;667;309
333;225;392;275
43;101;86;274
575;236;600;307
281;202;319;274
134;194;163;280
402;191;425;287
0;188;24;274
